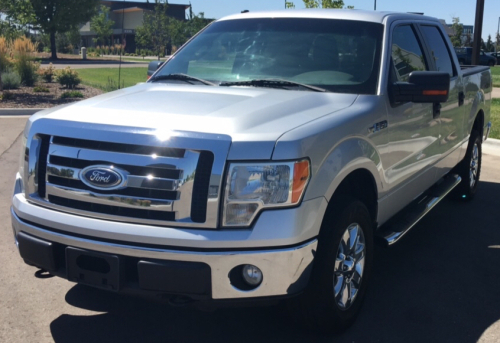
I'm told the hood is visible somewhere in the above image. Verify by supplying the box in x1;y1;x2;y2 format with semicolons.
31;83;357;159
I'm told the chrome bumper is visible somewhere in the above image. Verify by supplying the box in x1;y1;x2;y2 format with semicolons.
11;208;317;300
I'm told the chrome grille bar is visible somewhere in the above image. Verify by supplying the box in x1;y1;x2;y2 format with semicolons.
46;183;174;211
48;144;200;173
47;163;180;191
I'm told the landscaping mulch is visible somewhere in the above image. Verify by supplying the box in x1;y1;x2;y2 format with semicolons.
0;81;103;108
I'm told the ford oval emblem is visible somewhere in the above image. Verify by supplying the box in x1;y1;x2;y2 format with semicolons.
80;165;126;190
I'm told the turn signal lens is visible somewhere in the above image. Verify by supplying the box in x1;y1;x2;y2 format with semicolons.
292;160;310;203
422;90;448;96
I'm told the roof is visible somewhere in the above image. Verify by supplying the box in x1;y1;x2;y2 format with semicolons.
218;9;439;24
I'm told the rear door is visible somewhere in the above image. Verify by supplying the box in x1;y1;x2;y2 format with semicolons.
417;24;465;177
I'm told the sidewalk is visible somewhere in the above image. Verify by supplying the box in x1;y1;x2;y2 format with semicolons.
493;87;500;99
40;60;148;69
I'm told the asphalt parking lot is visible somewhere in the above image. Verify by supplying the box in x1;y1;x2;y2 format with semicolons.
1;116;500;343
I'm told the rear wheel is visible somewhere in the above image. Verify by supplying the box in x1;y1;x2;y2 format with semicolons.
291;198;373;333
453;129;482;200
489;60;495;67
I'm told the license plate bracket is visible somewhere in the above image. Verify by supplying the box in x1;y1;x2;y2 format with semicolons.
66;247;122;291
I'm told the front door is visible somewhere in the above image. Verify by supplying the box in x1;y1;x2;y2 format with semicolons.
380;23;441;213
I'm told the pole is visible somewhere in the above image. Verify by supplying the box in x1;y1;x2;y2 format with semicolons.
471;0;485;65
118;0;125;89
374;0;377;11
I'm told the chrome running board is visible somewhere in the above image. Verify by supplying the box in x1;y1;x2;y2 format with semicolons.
377;174;461;247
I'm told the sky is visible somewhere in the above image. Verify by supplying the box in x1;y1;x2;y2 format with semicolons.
163;0;500;41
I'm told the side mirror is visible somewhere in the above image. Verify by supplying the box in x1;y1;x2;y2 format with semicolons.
391;71;450;103
147;61;164;77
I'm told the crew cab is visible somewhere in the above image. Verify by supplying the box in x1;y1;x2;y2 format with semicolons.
11;10;491;333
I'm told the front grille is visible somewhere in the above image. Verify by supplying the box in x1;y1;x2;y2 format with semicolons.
35;135;215;227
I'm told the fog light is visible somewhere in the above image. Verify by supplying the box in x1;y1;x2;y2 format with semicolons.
242;264;263;286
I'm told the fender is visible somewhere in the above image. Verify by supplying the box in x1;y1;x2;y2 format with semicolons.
305;136;382;203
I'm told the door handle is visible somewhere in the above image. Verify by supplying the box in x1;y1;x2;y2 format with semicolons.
458;91;465;107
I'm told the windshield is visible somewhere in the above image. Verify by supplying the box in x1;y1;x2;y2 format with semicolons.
154;18;383;94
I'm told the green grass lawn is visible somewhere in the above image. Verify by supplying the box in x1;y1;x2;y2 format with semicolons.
491;66;500;88
77;67;147;92
490;98;500;139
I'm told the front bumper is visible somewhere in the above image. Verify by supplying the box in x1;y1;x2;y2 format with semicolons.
11;208;317;300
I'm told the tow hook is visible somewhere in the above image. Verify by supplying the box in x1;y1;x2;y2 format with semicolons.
34;269;55;279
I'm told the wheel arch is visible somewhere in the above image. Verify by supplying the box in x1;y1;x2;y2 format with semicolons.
327;168;379;227
472;109;484;137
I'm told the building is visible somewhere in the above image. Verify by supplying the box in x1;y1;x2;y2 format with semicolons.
79;0;190;53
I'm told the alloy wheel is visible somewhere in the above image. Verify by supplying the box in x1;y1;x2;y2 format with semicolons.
333;223;366;310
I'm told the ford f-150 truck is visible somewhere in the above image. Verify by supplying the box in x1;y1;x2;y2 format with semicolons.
11;10;492;333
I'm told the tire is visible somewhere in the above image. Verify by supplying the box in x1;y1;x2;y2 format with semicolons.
290;197;373;334
453;129;482;201
489;60;495;67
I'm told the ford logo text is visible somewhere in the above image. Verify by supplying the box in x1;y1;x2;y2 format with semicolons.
80;166;127;190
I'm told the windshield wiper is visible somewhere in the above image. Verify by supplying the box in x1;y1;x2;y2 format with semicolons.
219;79;327;92
150;73;216;86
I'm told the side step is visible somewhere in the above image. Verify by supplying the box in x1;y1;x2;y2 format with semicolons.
376;174;461;247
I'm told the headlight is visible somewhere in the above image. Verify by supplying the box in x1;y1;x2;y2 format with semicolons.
222;160;310;227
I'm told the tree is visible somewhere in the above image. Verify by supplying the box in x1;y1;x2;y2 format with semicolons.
485;34;494;52
90;5;114;46
29;0;99;59
0;0;37;32
450;17;464;47
166;9;214;53
136;0;170;59
286;0;352;9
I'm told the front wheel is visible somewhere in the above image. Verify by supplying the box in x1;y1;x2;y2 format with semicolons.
291;198;373;333
453;129;482;200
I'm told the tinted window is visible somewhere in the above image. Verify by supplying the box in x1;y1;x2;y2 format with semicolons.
420;25;455;76
156;18;384;94
391;25;427;82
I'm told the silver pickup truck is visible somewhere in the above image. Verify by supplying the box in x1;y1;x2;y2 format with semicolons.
11;10;491;332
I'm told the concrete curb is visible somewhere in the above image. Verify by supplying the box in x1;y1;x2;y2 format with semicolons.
0;108;44;116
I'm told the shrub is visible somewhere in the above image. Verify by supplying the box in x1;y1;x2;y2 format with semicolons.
61;90;83;99
33;86;49;93
12;36;39;86
56;67;81;89
0;37;11;72
37;63;55;82
104;46;110;55
0;91;14;101
1;70;21;89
